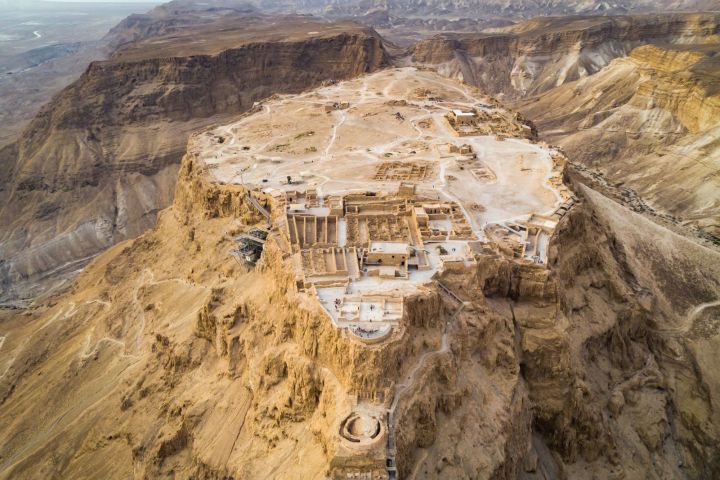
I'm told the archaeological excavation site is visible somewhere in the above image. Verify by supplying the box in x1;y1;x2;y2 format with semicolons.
196;68;571;474
170;67;577;478
1;3;720;480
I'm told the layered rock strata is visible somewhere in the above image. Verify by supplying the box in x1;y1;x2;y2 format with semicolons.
411;13;720;99
2;96;720;478
0;18;386;306
515;42;720;238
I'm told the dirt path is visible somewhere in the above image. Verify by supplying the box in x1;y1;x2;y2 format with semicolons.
687;300;720;325
408;449;429;479
386;286;465;478
655;299;720;336
391;287;463;412
316;109;347;196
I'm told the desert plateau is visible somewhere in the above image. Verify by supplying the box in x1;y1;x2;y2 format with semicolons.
0;1;719;479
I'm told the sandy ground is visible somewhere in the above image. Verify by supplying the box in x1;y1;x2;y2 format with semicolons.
194;67;563;235
193;67;566;334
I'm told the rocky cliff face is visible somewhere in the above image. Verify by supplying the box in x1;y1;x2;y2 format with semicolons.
3;129;719;479
628;44;720;134
104;1;260;49
249;0;720;18
410;12;719;239
411;13;720;99
0;144;516;479
0;114;435;478
536;181;720;479
3;80;720;478
383;157;720;479
515;42;720;238
0;18;386;306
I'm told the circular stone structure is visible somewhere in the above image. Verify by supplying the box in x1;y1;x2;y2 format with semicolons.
339;411;384;446
348;324;393;344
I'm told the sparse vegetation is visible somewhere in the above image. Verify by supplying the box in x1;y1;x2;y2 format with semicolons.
294;130;315;139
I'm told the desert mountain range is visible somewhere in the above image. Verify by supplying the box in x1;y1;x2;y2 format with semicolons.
0;1;719;479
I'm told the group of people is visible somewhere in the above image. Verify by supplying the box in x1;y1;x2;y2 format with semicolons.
352;326;382;338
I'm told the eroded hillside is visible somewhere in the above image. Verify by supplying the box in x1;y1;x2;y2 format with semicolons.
245;0;720;18
2;67;719;480
411;13;720;99
0;16;386;306
409;12;719;242
515;42;720;238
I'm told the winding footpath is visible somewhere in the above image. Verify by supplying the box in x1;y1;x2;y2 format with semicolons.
386;282;466;479
656;299;720;336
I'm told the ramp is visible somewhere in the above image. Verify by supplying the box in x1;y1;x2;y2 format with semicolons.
246;192;272;226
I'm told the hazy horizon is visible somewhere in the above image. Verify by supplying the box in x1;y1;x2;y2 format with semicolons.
0;0;164;7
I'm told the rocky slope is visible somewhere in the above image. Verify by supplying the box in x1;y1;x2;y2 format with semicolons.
2;4;720;478
393;0;720;16
515;42;720;238
240;0;720;18
104;0;260;49
0;16;386;306
410;12;719;239
0;138;520;479
411;13;720;100
0;2;156;147
1;95;719;479
542;177;720;479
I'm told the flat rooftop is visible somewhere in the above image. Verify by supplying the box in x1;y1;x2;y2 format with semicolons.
369;242;410;254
